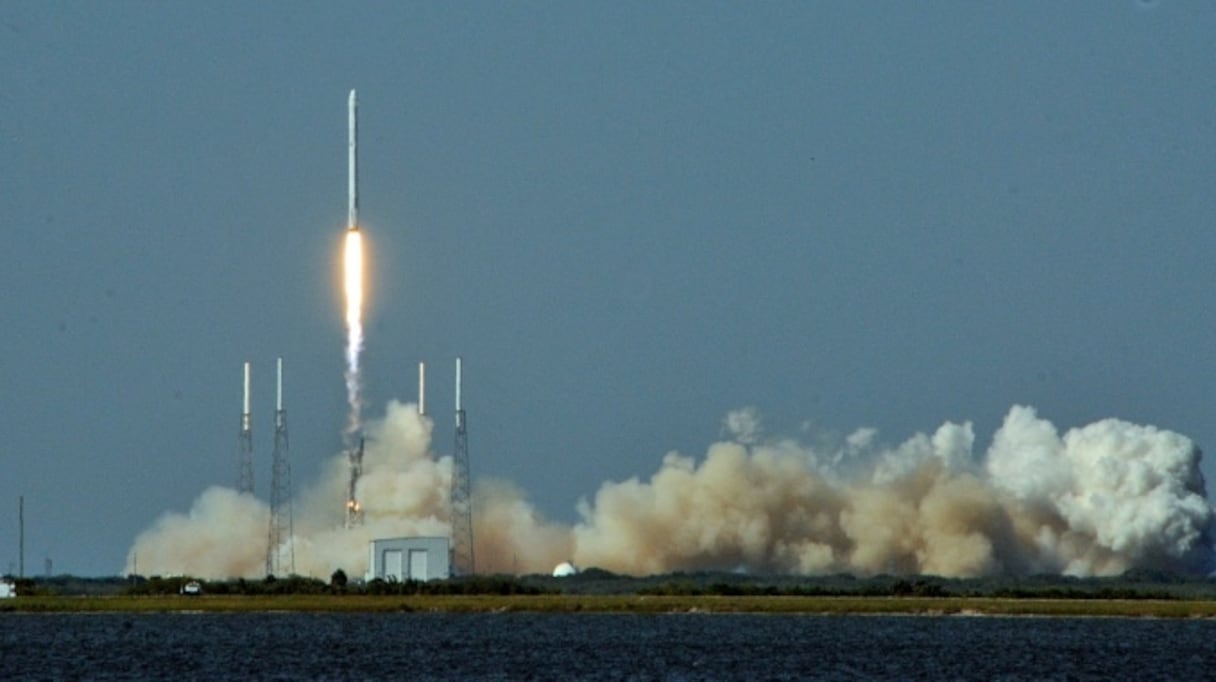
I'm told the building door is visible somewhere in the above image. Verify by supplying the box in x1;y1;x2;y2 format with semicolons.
384;549;403;580
408;549;428;581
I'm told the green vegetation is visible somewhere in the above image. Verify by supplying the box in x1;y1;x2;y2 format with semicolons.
518;568;1216;601
5;568;1216;616
5;593;1216;617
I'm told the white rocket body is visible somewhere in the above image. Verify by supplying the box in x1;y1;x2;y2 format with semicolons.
348;89;358;231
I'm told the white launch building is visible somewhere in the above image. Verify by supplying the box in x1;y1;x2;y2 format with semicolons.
366;537;450;582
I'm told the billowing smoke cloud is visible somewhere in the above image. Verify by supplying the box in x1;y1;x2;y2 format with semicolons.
125;403;1214;579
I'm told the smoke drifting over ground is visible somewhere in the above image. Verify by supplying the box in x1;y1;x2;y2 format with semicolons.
125;403;1213;579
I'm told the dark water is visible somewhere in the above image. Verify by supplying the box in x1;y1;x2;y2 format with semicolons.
2;612;1214;680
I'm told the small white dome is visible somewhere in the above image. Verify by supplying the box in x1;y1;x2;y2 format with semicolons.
552;561;579;577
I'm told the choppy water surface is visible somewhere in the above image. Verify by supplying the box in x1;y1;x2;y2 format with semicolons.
2;612;1214;679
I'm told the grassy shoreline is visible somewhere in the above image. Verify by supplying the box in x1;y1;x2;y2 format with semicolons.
5;594;1216;617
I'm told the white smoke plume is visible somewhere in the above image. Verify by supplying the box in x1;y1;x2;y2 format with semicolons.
125;403;1214;579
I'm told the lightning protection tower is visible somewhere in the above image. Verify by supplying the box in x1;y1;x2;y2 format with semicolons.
418;361;426;415
450;357;474;576
237;362;254;495
267;358;295;576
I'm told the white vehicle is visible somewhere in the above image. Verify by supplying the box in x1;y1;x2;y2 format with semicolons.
0;579;15;599
179;580;202;596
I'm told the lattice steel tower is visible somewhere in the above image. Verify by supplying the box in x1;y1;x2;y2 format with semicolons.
267;357;295;576
237;361;254;495
450;357;474;576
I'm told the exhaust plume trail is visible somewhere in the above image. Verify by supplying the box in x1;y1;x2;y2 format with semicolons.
342;228;365;527
342;89;365;527
343;228;364;437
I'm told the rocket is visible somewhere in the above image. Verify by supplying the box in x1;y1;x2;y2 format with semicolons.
347;89;358;231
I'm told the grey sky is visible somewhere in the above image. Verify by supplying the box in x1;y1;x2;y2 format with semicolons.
2;1;1214;576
